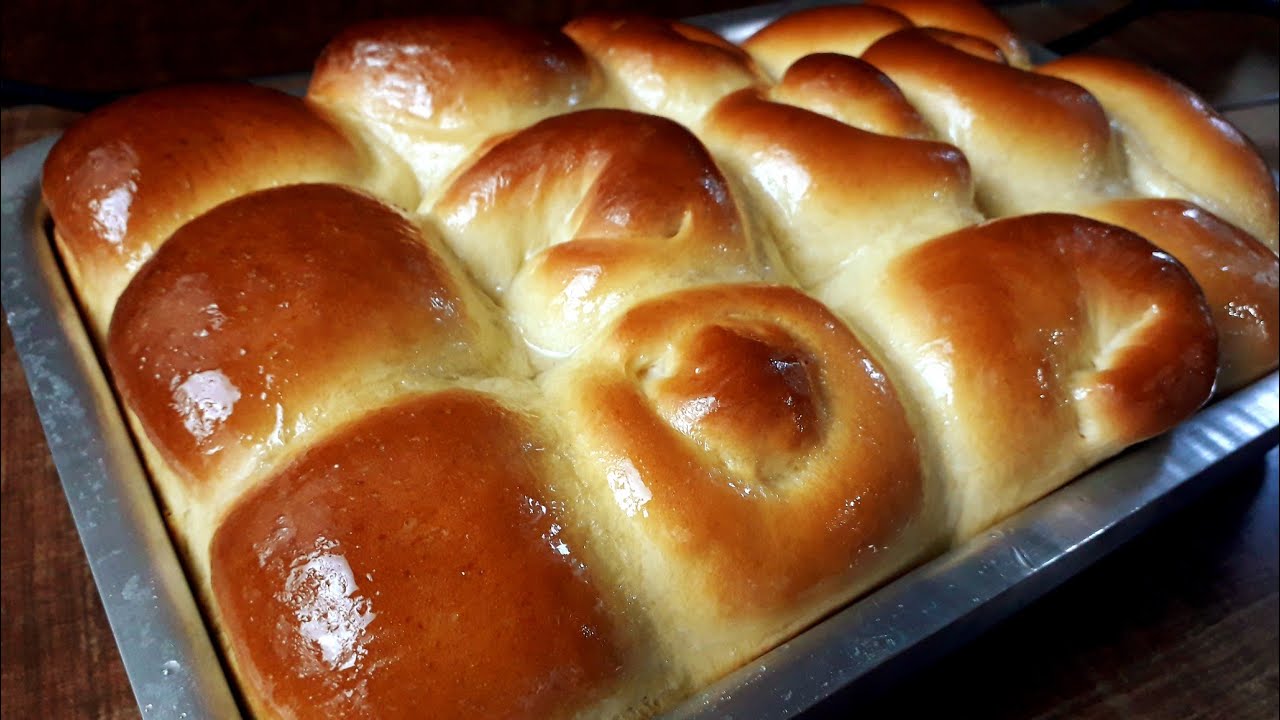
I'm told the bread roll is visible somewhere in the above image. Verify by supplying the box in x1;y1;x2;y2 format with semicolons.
860;28;1130;216
38;5;1273;718
818;214;1217;539
742;4;913;80
702;87;978;287
211;390;674;718
309;17;603;208
41;85;414;336
563;15;763;130
430;108;786;360
866;0;1031;67
543;284;940;684
768;52;934;139
1074;199;1279;391
1039;55;1280;249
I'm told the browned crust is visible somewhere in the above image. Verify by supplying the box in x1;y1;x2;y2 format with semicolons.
1040;54;1280;250
41;85;370;335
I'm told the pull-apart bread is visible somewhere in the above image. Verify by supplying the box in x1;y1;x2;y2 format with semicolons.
40;1;1277;717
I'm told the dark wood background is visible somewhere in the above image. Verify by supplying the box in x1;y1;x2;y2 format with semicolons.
2;1;1277;718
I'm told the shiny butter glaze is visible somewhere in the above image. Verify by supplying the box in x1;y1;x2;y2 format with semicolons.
1040;55;1280;250
551;284;925;623
742;4;913;81
41;85;371;336
867;0;1031;67
917;27;1008;65
875;214;1217;537
648;322;821;466
433;108;775;358
862;28;1128;216
211;391;624;719
704;88;977;287
307;17;603;209
1079;199;1279;392
310;17;598;134
769;53;933;139
108;184;513;492
564;15;762;129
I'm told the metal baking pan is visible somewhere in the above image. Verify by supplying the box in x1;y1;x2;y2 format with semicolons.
3;3;1278;718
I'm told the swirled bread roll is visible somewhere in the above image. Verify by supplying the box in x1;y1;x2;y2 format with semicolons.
1074;199;1279;392
431;108;786;360
819;214;1217;539
1039;55;1280;249
40;85;414;336
543;284;939;683
309;17;603;208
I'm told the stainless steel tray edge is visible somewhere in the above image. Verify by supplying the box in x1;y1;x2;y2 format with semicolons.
1;137;241;719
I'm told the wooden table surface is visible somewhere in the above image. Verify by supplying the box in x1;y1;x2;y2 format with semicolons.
2;2;1277;718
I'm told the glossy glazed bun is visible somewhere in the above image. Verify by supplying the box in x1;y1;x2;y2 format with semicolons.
212;390;674;719
820;214;1217;539
431;108;786;360
41;85;414;336
1075;199;1279;391
309;17;603;207
861;28;1129;216
564;15;763;129
742;4;914;80
544;284;939;684
1040;55;1280;249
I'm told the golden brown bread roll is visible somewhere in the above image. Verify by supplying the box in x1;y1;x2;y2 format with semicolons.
742;4;913;80
819;214;1217;539
1074;199;1279;392
309;17;603;208
768;52;934;139
740;0;1025;83
431;108;786;359
41;85;414;337
860;28;1130;216
1039;55;1280;250
563;15;763;130
37;6;1272;718
211;390;672;718
866;0;1031;67
542;284;940;685
106;184;524;567
702;87;978;287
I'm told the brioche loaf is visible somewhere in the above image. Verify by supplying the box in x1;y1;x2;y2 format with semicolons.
40;1;1276;717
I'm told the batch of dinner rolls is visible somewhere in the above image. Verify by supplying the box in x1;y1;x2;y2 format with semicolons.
40;0;1279;717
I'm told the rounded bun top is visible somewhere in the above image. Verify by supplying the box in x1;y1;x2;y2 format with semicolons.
108;184;518;496
867;0;1030;67
211;390;635;719
1040;54;1279;250
311;17;599;136
565;15;762;128
41;85;381;335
